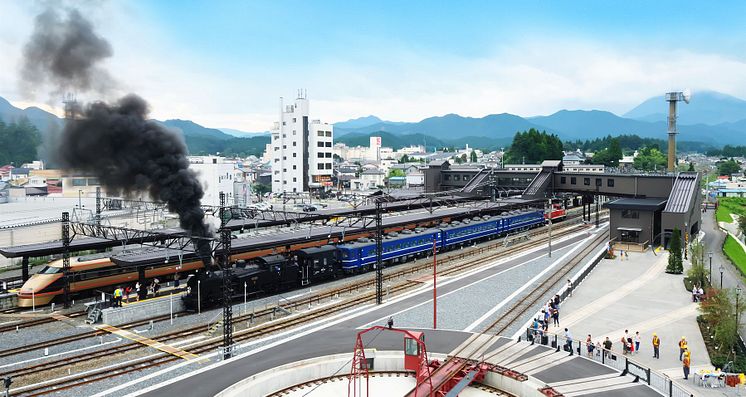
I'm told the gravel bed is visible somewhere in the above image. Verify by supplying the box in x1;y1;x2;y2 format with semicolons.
387;244;577;331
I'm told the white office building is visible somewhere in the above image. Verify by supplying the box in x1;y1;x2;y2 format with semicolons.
270;92;334;193
188;155;236;206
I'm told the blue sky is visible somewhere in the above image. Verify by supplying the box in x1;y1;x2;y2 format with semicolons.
2;1;746;130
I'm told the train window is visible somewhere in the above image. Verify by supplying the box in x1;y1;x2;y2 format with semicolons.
39;266;63;274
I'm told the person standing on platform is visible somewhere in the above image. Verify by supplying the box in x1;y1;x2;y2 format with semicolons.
603;337;613;359
586;334;593;357
683;350;691;380
634;331;641;354
652;333;660;359
135;281;141;301
679;337;688;361
124;285;132;304
567;279;573;297
564;328;573;355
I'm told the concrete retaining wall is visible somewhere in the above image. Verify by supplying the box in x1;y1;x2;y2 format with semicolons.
216;351;547;397
101;294;184;326
0;293;17;309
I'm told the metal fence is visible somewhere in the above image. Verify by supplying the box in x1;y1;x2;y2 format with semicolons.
525;328;694;397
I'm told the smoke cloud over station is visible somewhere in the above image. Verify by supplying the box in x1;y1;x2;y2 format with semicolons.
19;6;210;240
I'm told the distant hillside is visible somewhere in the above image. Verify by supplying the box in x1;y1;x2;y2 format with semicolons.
161;119;233;140
219;128;270;138
624;90;746;125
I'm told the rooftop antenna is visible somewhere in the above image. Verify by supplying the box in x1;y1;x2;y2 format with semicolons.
665;89;691;172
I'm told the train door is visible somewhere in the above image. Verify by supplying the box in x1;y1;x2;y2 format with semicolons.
301;259;310;286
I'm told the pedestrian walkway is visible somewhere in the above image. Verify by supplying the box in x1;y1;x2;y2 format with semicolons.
96;323;201;361
554;248;728;395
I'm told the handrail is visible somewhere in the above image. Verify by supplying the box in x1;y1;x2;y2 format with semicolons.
526;328;695;396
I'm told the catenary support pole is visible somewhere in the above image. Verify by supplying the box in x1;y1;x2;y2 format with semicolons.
433;236;437;329
62;212;71;308
220;192;234;359
375;199;383;305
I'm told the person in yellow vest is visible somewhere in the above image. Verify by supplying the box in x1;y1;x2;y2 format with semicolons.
682;349;691;380
113;287;122;307
678;336;687;361
652;333;660;359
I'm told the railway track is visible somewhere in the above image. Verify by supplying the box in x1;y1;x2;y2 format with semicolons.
0;310;87;334
9;217;608;396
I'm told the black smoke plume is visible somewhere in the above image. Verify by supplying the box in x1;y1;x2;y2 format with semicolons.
21;8;115;97
20;7;212;258
57;95;210;240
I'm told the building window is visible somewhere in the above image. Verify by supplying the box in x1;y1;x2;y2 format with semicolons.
325;142;332;147
607;178;614;187
274;147;279;151
87;178;100;185
325;153;332;158
292;142;296;146
326;163;332;169
570;177;576;185
274;171;279;175
444;175;451;181
72;178;87;186
282;122;286;126
282;134;286;138
584;177;590;186
325;131;332;137
283;145;287;149
318;153;324;158
621;210;639;219
317;142;324;147
283;168;287;172
274;159;279;163
463;175;470;181
293;153;297;157
454;175;461;181
293;118;296;123
595;178;602;187
283;156;287;160
283;180;287;184
560;176;566;184
293;177;297;182
293;165;296;170
317;131;324;137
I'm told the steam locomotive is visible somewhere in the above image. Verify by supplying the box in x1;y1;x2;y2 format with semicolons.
183;209;545;310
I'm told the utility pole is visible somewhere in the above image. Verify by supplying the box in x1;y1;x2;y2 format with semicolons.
219;192;233;359
375;199;383;304
62;212;71;308
547;199;552;258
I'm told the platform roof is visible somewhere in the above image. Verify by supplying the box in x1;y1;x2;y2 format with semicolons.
605;197;668;211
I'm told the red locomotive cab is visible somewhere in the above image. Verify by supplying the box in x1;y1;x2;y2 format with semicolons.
544;203;566;221
404;331;426;374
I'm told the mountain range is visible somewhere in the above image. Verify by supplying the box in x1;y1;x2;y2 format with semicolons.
2;90;746;162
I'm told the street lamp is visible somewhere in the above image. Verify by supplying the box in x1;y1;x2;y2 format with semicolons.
720;264;725;289
78;189;83;209
684;222;688;260
737;286;742;359
709;252;713;285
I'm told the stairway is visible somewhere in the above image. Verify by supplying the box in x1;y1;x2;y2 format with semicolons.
461;168;490;193
85;305;102;324
522;171;552;198
205;319;223;336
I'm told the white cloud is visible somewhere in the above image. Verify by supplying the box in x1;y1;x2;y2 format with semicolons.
2;2;746;131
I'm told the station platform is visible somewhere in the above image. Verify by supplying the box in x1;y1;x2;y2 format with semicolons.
553;248;734;396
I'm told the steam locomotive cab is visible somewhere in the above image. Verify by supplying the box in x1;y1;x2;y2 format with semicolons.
295;245;339;285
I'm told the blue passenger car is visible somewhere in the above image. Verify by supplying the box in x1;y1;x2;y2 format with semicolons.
338;229;441;271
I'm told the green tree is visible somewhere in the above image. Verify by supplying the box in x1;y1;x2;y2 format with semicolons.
633;146;667;171
470;150;478;163
589;139;622;167
718;159;742;176
687;240;709;287
460;153;467;163
0;118;42;166
251;183;271;197
505;128;563;164
688;162;696;172
699;288;745;357
388;168;405;178
399;154;410;163
667;228;684;274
